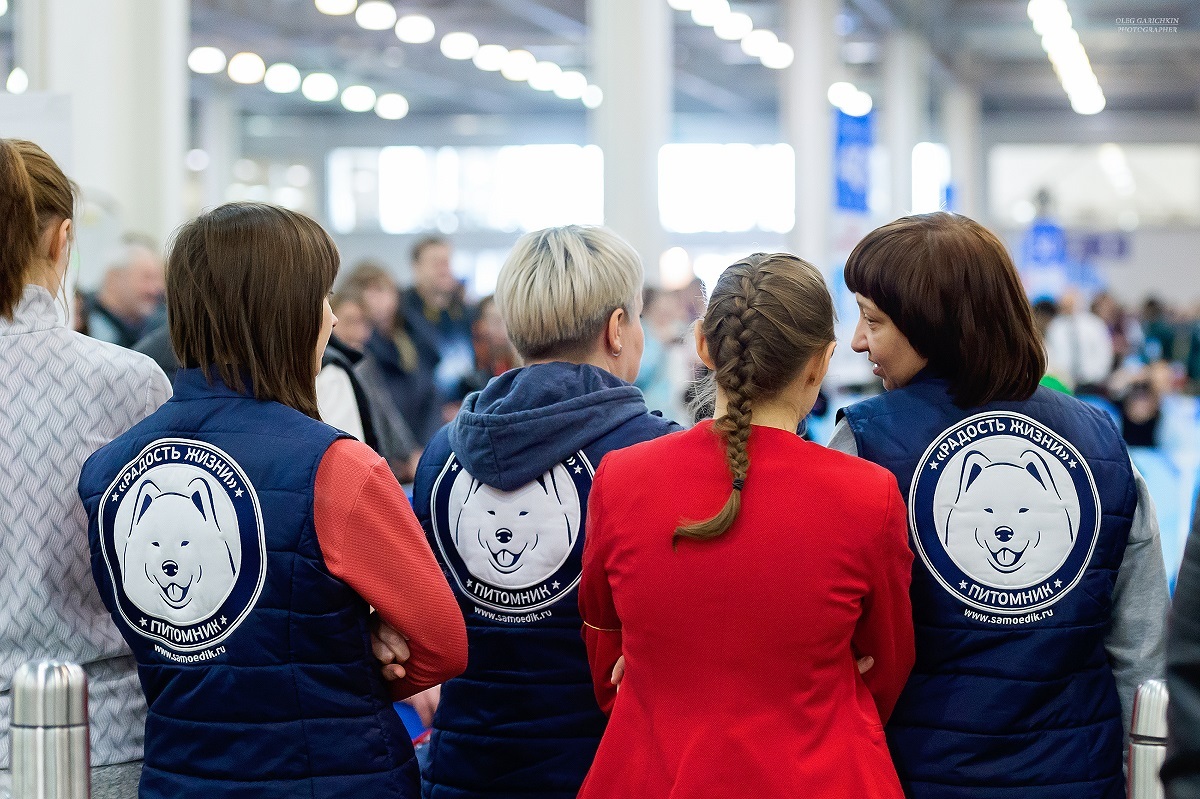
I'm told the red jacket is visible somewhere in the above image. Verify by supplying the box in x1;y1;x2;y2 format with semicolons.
578;421;915;798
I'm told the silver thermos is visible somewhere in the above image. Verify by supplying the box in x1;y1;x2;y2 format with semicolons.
10;661;90;799
1128;678;1169;799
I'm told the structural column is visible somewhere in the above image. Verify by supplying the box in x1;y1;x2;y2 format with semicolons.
589;0;671;282
197;89;240;213
941;79;984;219
882;30;930;217
17;0;188;247
782;0;838;270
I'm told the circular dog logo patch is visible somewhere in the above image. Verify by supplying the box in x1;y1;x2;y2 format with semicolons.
909;412;1100;614
431;452;592;616
98;439;266;652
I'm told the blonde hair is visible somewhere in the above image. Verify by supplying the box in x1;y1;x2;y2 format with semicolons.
496;225;643;360
676;254;835;544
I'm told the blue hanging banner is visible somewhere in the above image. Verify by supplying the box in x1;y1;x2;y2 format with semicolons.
834;109;873;213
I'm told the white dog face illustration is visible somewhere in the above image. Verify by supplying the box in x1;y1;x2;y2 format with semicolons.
943;448;1075;588
121;477;240;625
452;465;581;590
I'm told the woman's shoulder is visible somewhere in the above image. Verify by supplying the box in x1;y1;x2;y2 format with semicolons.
596;423;703;474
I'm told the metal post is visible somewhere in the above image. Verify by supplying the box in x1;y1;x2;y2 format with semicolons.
1129;679;1168;799
11;661;90;799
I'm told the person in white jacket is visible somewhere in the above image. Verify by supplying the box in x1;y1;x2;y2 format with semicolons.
0;139;170;799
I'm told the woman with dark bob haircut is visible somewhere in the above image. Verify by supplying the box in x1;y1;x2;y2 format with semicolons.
78;202;467;799
830;212;1167;799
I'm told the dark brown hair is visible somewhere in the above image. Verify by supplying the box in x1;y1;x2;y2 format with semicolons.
411;235;448;265
0;139;76;319
844;212;1045;408
676;253;835;544
167;202;339;419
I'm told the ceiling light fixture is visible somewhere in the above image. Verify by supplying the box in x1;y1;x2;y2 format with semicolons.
395;14;435;43
264;63;302;93
355;1;397;31
375;92;410;120
341;84;377;112
227;52;267;84
301;72;339;102
440;32;480;60
188;46;227;75
315;0;357;15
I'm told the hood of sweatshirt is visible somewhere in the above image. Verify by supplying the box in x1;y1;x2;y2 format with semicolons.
448;361;651;491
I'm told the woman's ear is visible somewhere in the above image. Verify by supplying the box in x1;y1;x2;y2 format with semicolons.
46;218;71;266
694;320;715;370
807;340;837;385
604;307;626;355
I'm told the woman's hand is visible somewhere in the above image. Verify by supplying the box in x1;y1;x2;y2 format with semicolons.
371;614;411;681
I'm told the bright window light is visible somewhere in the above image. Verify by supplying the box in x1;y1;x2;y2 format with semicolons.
188;46;227;75
659;143;795;234
264;63;302;93
911;142;951;213
0;1;8;17
395;14;435;43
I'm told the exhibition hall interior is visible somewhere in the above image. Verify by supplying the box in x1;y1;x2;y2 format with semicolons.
1;1;1199;796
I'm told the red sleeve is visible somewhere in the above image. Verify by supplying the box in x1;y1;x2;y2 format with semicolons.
579;458;622;715
851;475;916;723
314;438;468;700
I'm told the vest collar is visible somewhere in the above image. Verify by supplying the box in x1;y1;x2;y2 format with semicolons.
171;366;256;401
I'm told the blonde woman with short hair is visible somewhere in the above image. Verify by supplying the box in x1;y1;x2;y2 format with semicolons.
411;225;681;799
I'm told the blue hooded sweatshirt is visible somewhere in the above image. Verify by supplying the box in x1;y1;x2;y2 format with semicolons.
412;362;681;799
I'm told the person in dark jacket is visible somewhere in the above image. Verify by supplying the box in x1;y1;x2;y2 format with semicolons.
1165;494;1200;796
342;261;444;448
78;203;467;799
829;212;1168;799
401;236;477;406
411;225;681;799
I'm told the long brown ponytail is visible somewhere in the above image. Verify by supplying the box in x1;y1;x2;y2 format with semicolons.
0;139;40;319
0;139;76;320
675;253;835;544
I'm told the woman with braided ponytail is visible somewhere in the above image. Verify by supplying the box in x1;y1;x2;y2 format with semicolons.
577;253;915;798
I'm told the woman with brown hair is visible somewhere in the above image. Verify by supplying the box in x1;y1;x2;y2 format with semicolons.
0;138;169;798
577;253;915;798
77;202;467;799
831;211;1167;799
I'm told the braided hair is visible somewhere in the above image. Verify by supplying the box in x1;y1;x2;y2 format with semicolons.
675;253;835;544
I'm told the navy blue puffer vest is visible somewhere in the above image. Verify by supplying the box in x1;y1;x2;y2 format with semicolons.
841;375;1135;799
412;363;681;799
78;368;417;799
